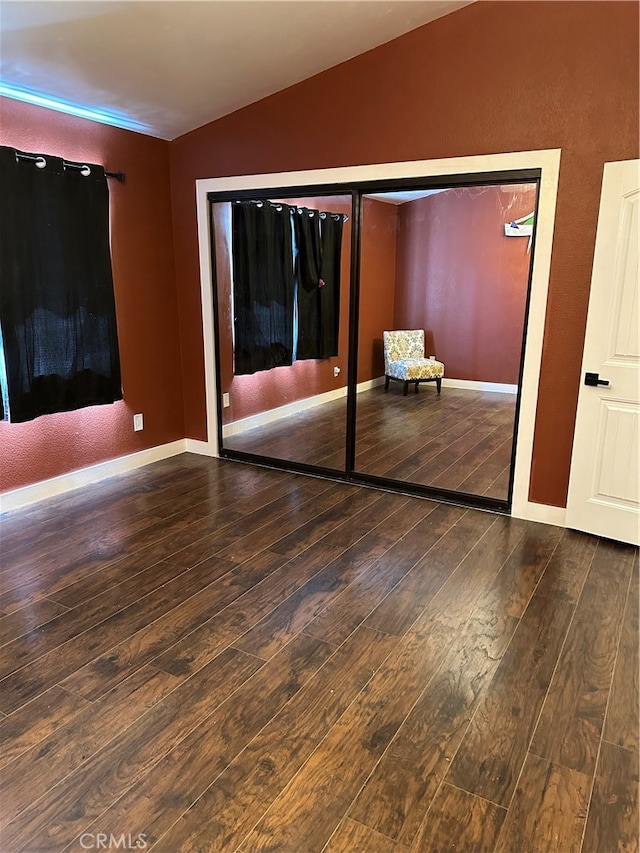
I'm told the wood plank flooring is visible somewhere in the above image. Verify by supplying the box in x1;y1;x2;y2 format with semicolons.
223;386;516;499
0;454;637;853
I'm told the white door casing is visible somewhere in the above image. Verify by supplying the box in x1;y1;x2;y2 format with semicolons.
195;149;563;525
567;159;640;546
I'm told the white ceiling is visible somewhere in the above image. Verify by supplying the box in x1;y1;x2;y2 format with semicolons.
0;1;473;140
365;188;452;205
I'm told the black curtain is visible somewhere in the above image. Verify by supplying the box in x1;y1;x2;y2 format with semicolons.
294;208;344;360
231;201;294;375
294;208;322;360
0;146;122;423
318;212;344;358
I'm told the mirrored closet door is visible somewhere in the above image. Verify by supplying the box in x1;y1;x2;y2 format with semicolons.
210;192;353;474
208;169;541;513
353;180;539;504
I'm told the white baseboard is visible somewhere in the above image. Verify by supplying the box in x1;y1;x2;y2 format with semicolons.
356;376;387;392
223;386;347;438
0;439;187;513
220;376;514;439
222;377;386;438
0;385;568;529
443;378;518;395
185;438;217;457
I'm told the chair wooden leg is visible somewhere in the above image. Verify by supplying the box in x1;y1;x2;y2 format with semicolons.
403;381;409;396
385;375;390;390
436;377;442;394
414;382;419;394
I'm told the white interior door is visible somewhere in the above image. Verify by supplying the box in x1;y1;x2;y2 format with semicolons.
567;159;640;546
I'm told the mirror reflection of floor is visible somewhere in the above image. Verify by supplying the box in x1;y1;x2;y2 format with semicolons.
223;386;517;500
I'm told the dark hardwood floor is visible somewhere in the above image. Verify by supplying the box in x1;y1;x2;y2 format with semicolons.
0;454;637;853
223;386;517;500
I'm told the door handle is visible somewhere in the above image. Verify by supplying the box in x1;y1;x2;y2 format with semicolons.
584;372;610;387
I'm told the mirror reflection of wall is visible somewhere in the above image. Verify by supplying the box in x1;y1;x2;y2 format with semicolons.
355;182;539;501
212;195;352;471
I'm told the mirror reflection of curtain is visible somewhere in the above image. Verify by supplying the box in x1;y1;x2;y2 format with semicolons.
0;146;122;423
294;208;322;360
318;212;343;358
232;201;295;375
294;209;344;359
231;201;345;375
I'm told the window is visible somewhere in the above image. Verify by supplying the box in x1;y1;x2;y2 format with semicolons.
0;146;122;423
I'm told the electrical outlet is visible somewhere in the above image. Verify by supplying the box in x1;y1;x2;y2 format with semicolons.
333;366;341;377
133;413;144;431
222;393;230;408
429;355;436;361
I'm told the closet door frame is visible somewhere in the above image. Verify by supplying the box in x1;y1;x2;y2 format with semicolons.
195;150;562;523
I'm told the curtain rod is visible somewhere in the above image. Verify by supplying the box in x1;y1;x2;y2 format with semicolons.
13;149;125;183
235;198;348;222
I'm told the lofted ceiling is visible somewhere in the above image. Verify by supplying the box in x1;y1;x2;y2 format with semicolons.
365;188;452;205
0;0;473;140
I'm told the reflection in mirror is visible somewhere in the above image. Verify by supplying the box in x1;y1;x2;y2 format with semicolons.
354;182;539;501
211;195;352;471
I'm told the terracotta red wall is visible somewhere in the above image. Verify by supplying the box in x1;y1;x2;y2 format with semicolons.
215;196;352;424
394;185;537;385
0;98;183;492
358;199;399;383
169;1;638;508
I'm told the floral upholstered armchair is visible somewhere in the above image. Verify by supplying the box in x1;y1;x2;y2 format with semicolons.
383;330;445;396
